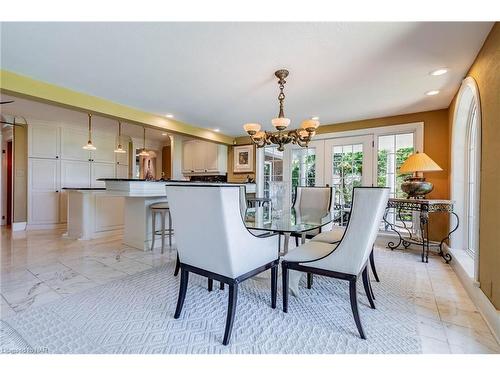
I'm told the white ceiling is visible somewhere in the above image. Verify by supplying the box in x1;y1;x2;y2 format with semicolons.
0;22;493;136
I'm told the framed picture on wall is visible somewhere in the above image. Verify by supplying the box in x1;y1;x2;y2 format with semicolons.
233;145;254;173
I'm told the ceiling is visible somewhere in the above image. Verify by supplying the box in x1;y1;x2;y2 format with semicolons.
0;22;493;136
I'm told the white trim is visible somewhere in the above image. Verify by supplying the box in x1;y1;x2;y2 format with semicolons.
450;76;482;282
446;243;500;344
11;221;27;231
26;223;66;231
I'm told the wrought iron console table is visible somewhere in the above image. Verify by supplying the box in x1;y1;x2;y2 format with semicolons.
382;198;459;263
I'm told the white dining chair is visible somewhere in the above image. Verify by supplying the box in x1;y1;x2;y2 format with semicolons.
165;183;279;345
291;186;332;245
281;187;389;339
312;226;381;283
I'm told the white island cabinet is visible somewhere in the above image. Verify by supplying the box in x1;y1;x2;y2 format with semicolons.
65;179;169;251
100;179;168;251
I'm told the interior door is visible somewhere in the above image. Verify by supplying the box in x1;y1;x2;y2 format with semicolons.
324;135;373;223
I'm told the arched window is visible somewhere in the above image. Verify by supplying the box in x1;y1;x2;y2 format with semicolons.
451;77;481;280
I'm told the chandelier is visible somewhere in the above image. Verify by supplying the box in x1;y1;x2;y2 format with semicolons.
243;69;319;151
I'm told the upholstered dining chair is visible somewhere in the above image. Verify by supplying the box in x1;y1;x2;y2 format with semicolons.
165;183;279;345
281;187;389;339
291;186;333;246
312;226;381;284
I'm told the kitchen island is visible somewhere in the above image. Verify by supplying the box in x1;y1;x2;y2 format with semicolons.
65;179;170;251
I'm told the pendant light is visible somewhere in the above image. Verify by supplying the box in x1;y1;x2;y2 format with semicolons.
82;113;97;150
138;127;149;156
114;121;126;153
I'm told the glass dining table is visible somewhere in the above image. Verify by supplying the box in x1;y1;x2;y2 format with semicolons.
244;205;333;255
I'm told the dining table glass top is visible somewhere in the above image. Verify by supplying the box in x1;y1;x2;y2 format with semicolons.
244;205;332;233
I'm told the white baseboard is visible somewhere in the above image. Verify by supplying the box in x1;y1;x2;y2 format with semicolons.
446;244;500;344
12;222;27;231
26;223;66;231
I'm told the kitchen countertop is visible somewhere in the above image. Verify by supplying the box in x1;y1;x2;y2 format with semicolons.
62;187;106;190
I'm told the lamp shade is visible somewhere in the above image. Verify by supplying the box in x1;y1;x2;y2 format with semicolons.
271;117;291;129
300;119;320;130
243;123;261;133
399;152;442;173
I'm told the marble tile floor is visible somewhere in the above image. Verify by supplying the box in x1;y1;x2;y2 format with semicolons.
1;227;499;354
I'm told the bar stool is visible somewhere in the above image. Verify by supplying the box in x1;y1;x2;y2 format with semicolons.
150;201;173;254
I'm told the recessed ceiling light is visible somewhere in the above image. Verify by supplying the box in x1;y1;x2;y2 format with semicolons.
311;116;319;121
165;113;174;119
430;68;448;76
425;90;440;96
213;128;220;132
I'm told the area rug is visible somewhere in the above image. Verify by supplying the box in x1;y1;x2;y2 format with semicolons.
1;249;422;354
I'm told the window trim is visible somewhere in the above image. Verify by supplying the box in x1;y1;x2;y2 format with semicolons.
451;76;482;281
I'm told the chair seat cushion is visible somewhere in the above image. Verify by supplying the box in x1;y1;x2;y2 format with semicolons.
311;226;345;243
150;202;169;209
283;241;337;263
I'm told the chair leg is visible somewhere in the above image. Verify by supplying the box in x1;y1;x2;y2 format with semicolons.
174;269;189;319
160;211;166;255
282;263;289;313
368;271;375;300
271;265;277;309
174;254;180;276
220;282;225;290
208;278;213;292
362;267;376;309
307;273;313;289
370;247;380;282
150;211;156;251
295;236;299;247
168;210;173;247
349;279;366;339
222;283;238;345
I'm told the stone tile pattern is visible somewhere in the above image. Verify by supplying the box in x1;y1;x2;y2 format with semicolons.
3;250;422;354
1;228;498;353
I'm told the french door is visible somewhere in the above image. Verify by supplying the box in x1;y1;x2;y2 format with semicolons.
324;136;374;211
261;124;420;229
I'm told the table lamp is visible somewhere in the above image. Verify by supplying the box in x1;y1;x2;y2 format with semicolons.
399;151;442;198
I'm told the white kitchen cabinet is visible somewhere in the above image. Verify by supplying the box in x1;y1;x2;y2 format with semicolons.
204;142;220;172
91;134;116;163
61;160;91;188
182;139;227;175
115;147;129;166
29;123;60;159
116;164;129;179
182;139;196;173
91;162;116;188
28;158;60;225
60;127;91;161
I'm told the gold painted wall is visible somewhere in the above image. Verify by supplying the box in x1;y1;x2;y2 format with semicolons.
449;23;500;308
13;124;27;223
233;109;450;240
227;142;256;183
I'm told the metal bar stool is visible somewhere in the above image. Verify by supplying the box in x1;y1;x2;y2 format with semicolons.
150;202;173;254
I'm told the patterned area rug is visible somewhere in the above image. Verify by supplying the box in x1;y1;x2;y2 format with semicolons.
1;249;422;354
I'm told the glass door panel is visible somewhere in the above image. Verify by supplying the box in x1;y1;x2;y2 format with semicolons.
291;147;316;202
325;136;373;226
377;132;415;230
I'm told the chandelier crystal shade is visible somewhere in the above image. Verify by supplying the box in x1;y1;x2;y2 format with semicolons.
243;69;319;151
82;113;97;151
